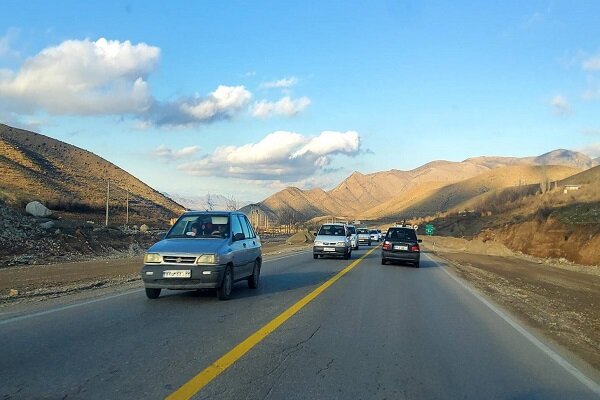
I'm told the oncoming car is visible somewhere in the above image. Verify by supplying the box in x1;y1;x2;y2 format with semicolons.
141;211;262;300
357;227;371;246
346;224;359;250
370;229;380;242
381;226;422;267
313;223;352;259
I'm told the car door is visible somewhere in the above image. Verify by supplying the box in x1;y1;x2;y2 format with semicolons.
229;214;248;279
240;215;260;275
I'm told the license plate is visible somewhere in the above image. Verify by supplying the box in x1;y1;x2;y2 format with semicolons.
163;270;191;278
324;247;336;252
394;245;408;251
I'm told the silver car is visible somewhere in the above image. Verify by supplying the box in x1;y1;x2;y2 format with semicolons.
141;211;262;300
313;223;352;259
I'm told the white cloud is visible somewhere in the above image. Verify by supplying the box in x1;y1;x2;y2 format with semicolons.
251;96;311;118
147;85;252;127
550;95;570;115
181;85;251;120
178;130;361;181
260;77;298;89
153;145;200;161
292;131;360;157
0;37;310;128
0;38;159;115
582;55;600;71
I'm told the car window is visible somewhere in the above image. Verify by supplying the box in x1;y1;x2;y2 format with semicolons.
388;229;417;242
357;228;368;234
318;225;335;235
348;226;356;234
241;215;256;238
166;214;230;239
231;214;244;239
238;215;251;239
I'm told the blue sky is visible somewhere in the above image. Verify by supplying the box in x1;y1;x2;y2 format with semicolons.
1;1;599;201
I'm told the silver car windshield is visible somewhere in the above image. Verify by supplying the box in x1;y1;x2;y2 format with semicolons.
318;225;345;236
166;214;230;239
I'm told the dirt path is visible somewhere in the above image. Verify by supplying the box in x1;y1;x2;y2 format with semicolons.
432;250;600;372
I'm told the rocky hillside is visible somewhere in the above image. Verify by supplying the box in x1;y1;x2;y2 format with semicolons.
0;124;184;224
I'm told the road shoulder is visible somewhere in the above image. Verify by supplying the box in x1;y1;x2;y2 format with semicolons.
425;248;600;376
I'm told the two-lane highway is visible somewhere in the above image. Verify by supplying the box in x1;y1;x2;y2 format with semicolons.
1;247;598;399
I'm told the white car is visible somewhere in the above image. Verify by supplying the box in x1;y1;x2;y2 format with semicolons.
370;229;380;242
313;223;352;259
346;225;359;250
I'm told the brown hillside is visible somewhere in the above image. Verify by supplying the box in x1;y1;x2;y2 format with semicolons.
0;124;184;224
393;165;580;218
559;165;600;185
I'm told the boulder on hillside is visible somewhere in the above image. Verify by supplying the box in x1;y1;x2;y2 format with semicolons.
286;230;315;245
25;201;53;218
139;224;149;233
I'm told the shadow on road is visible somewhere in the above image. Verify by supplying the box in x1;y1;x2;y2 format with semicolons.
160;270;337;302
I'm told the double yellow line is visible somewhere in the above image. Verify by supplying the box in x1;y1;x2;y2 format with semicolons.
167;246;378;400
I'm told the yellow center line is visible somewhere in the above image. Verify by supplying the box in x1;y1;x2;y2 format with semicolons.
166;246;380;400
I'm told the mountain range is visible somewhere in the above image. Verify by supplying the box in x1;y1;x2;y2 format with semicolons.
1;123;597;226
245;149;598;224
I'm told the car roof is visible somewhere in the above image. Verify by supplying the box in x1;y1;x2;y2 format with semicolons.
389;226;417;232
321;222;346;226
181;210;240;216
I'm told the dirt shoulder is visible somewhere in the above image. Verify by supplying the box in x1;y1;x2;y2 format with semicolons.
0;238;310;305
424;237;600;372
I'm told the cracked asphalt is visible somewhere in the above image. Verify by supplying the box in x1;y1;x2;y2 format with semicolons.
0;248;598;399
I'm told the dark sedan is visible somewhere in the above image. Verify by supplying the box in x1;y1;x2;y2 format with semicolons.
381;227;422;267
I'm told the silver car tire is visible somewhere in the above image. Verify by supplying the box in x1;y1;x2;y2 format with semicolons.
217;266;233;300
248;260;260;289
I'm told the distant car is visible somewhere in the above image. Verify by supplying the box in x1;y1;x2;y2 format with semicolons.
313;223;352;259
141;211;262;300
370;229;380;242
357;227;371;246
381;226;422;267
346;224;359;250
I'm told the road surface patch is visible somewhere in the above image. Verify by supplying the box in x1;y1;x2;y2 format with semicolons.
166;246;379;400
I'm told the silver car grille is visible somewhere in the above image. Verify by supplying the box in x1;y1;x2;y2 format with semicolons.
163;256;196;264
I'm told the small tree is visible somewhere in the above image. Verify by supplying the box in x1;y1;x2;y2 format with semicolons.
225;194;239;211
205;192;215;211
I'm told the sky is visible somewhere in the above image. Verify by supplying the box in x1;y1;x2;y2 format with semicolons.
1;1;599;202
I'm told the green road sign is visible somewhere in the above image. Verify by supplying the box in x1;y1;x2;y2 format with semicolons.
425;224;435;235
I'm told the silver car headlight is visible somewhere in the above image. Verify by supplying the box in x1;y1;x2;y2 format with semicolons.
144;253;162;263
314;241;324;246
336;241;345;246
196;254;218;264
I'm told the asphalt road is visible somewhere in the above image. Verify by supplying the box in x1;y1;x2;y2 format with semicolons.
1;247;599;399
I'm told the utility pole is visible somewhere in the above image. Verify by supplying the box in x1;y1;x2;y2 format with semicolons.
105;179;110;226
126;189;129;226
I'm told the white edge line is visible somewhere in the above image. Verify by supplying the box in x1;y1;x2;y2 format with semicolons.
426;253;600;395
0;288;143;326
0;250;312;325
